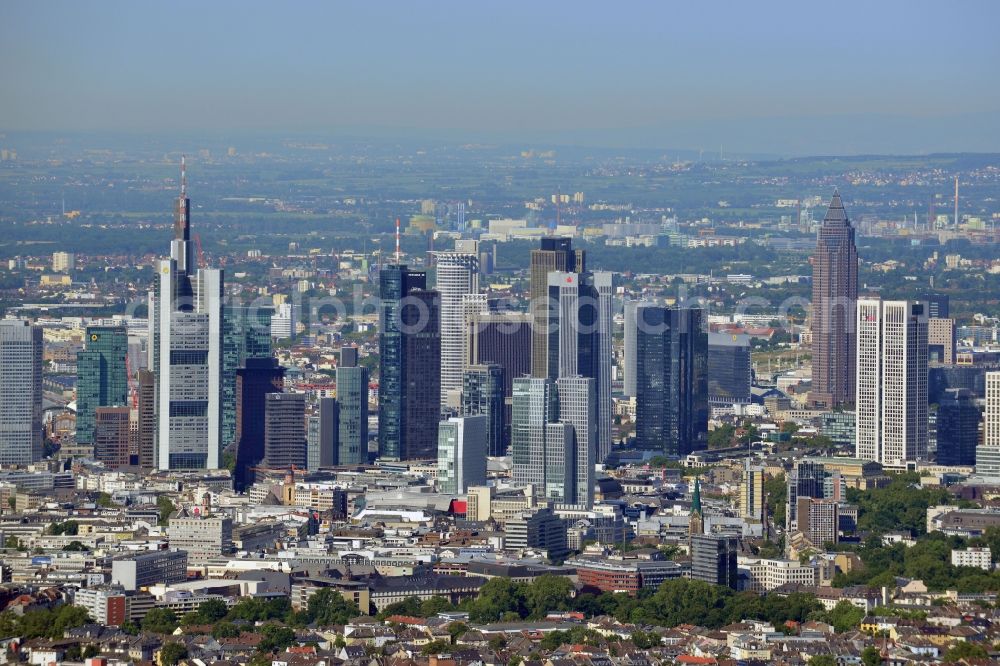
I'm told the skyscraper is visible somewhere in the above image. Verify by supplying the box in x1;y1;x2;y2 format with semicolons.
336;348;368;465
927;317;956;365
0;320;43;465
690;534;738;589
936;388;979;467
623;299;655;397
786;461;826;532
634;306;708;457
461;364;505;457
856;299;928;468
978;373;1000;478
148;159;224;470
530;237;584;378
556;375;597;509
435;247;479;406
263;392;307;470
136;369;156;470
377;265;441;460
234;357;285;488
76;326;128;446
739;461;765;522
465;309;532;438
437;415;488;494
511;376;558;491
707;332;752;406
94;406;131;469
307;397;338;470
222;304;273;450
809;191;858;410
546;270;614;461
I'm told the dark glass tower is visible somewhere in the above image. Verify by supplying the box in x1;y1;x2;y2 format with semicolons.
809;191;858;409
634;307;708;457
378;265;441;460
937;388;980;466
707;332;752;405
234;357;285;489
222;304;273;450
462;364;506;456
76;326;129;446
336;348;369;465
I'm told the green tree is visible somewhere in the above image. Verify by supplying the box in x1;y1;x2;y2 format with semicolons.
377;596;423;619
212;622;242;639
447;621;469;643
824;600;866;633
182;598;229;625
419;595;455;617
421;639;452;655
50;605;92;638
942;641;988;662
142;607;179;634
159;642;189;665
258;624;296;653
861;646;883;666
157;495;175;526
808;656;837;666
305;588;360;626
764;474;787;526
524;575;574;619
96;492;114;508
467;578;528;623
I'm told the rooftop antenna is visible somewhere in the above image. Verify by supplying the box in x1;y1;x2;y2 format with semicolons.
181;155;187;197
395;217;400;263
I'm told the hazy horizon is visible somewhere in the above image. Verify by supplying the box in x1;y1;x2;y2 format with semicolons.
2;1;999;156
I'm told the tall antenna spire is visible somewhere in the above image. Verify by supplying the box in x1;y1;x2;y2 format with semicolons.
395;217;401;263
181;155;187;197
954;175;959;228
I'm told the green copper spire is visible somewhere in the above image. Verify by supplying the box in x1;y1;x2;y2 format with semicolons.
692;477;702;514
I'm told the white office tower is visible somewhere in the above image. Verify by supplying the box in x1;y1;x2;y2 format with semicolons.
437;414;487;494
546;270;615;463
976;372;1000;478
512;377;557;491
270;302;296;340
556;375;597;509
623;299;655;397
855;299;928;468
0;320;43;465
435;247;480;406
148;159;224;470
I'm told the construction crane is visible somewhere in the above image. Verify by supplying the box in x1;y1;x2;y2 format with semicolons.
194;233;205;269
125;354;138;409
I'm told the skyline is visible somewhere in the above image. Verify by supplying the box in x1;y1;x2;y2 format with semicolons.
2;1;999;155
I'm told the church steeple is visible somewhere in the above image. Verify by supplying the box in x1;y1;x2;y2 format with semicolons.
689;477;704;537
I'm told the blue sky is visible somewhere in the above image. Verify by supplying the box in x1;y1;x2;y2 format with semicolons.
2;1;999;155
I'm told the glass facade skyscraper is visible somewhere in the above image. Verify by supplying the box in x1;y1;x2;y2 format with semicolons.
377;265;441;460
76;325;128;446
336;360;369;465
222;304;273;450
634;306;708;457
461;364;505;456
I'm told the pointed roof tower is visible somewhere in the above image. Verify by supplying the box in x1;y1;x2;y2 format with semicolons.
692;477;702;515
822;189;850;226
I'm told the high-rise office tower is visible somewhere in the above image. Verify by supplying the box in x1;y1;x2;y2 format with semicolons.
739;461;765;522
148;159;224;470
936;388;979;467
94;406;131;469
796;498;840;547
136;369;156;470
222;304;273;450
556;375;597;509
511;376;558;491
530;237;584;378
856;300;928;467
978;373;1000;478
234;357;285;488
919;294;950;319
461;364;505;456
76;326;128;446
927;317;956;365
435;246;479;406
263;392;307;470
707;332;752;406
634;306;708;457
690;534;738;589
546;270;614;461
336;348;368;465
437;415;488;494
0;320;43;465
809;191;858;409
307;397;338;470
786;461;826;532
465;309;532;437
378;265;441;460
623;299;655;397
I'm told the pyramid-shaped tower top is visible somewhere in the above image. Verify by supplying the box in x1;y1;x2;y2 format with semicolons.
822;189;850;226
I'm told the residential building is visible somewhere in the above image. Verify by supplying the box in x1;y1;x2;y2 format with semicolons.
951;547;991;570
52;251;75;273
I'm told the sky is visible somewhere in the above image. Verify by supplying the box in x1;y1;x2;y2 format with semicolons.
2;0;999;155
